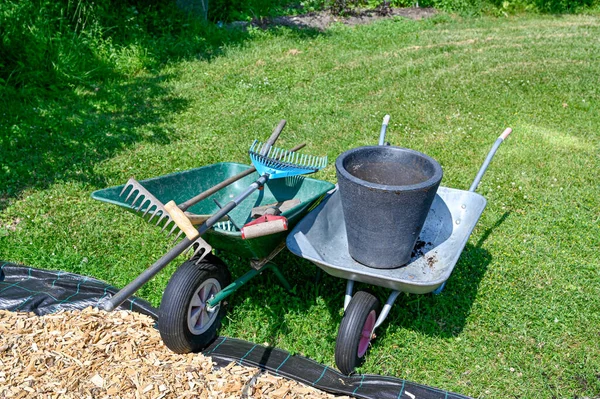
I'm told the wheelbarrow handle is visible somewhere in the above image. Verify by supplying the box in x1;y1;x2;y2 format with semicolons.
469;128;513;192
378;114;391;146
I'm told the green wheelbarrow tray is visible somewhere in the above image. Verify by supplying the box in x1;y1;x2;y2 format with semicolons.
91;162;335;259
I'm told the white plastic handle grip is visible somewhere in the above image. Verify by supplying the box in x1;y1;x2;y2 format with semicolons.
500;128;512;140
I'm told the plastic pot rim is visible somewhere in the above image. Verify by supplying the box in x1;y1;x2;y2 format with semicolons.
335;145;443;192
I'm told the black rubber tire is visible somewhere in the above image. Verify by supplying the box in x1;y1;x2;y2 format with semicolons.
334;290;380;375
158;254;231;354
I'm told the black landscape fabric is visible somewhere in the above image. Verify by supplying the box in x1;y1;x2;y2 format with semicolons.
0;261;471;399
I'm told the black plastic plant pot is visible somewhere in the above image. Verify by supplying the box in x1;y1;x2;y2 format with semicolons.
335;146;443;269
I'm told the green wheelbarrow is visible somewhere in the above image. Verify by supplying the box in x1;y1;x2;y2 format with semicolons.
92;161;334;352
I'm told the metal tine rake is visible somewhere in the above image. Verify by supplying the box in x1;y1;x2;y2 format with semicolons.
103;121;326;312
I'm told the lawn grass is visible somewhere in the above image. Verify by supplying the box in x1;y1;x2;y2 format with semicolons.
1;12;600;398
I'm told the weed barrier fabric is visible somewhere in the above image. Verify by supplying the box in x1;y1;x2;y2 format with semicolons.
203;336;472;399
0;262;157;319
0;262;471;399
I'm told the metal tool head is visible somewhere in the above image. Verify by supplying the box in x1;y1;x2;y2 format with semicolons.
120;178;179;236
184;235;212;264
249;141;327;179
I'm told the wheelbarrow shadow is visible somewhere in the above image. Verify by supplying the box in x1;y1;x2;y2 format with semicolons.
217;211;509;361
370;211;510;340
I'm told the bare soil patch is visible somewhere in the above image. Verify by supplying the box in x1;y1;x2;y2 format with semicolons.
231;7;437;31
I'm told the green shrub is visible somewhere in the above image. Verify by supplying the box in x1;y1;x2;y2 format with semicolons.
486;0;597;13
0;0;226;96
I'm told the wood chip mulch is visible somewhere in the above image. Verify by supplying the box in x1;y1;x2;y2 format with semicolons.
0;308;349;399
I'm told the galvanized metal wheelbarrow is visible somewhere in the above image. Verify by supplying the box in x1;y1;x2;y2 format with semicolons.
286;125;513;374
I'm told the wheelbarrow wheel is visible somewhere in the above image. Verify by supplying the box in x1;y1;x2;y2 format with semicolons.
334;290;379;375
159;254;231;354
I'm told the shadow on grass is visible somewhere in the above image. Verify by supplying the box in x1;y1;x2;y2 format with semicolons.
376;211;511;340
217;211;511;354
0;23;325;211
0;73;184;210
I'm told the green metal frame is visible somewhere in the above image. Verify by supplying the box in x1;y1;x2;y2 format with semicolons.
206;262;291;310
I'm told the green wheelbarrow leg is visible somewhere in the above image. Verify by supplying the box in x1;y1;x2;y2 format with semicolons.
206;242;291;310
249;241;291;291
263;262;292;292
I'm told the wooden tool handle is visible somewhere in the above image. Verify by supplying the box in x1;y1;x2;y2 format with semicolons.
261;119;287;155
164;200;199;240
241;219;288;239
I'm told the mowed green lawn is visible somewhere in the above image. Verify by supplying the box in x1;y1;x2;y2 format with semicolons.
1;13;599;398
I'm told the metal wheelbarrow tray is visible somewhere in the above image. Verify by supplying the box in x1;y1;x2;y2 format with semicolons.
287;186;486;295
92;162;335;259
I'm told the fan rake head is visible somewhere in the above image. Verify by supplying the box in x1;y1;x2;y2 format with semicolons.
249;141;327;179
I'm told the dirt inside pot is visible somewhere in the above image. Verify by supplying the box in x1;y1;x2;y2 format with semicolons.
347;161;430;186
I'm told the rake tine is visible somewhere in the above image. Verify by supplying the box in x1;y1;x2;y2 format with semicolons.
135;197;150;212
168;223;180;237
120;180;134;198
156;214;171;228
192;246;207;264
142;203;156;218
154;208;171;224
124;188;138;204
173;229;184;243
147;209;162;223
130;192;147;209
161;219;174;233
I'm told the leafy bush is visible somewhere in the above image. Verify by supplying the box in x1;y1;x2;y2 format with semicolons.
0;0;232;96
485;0;597;13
